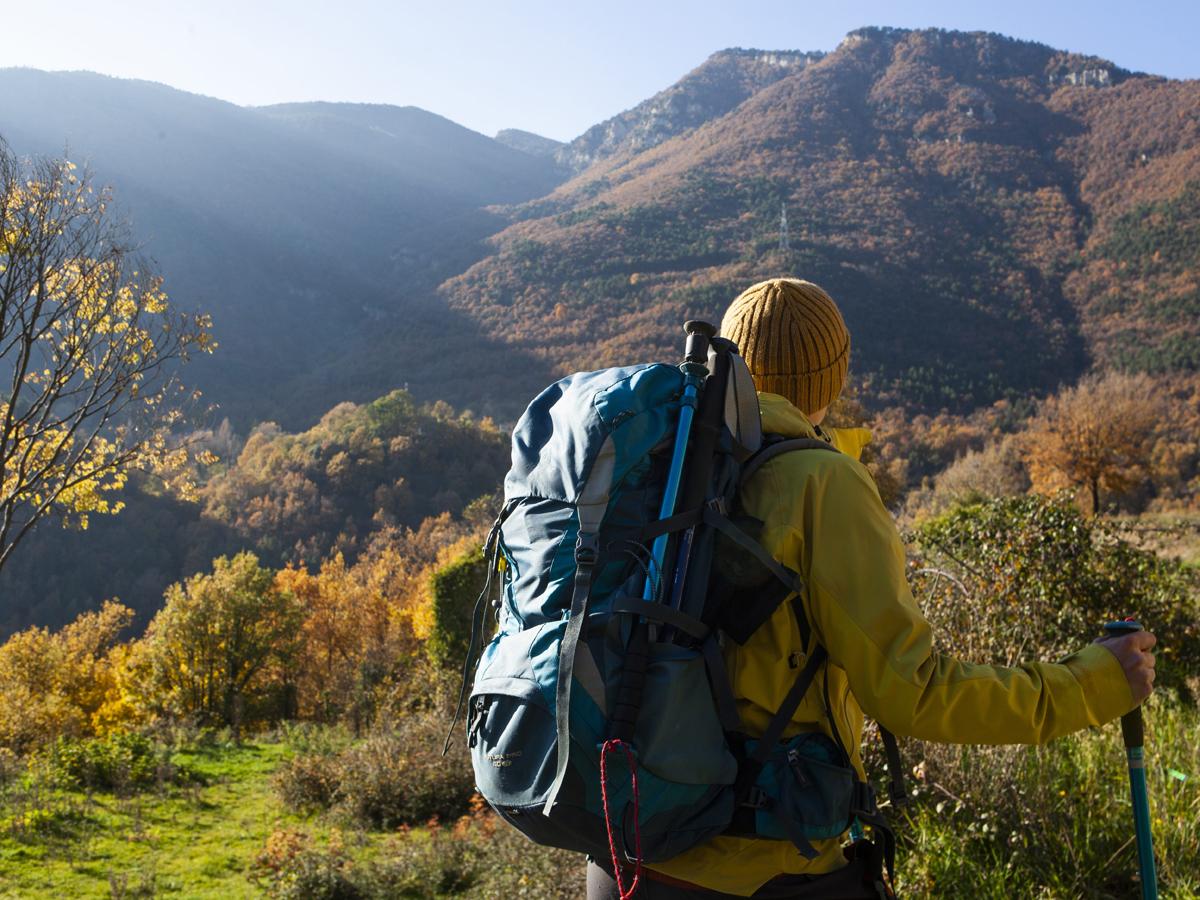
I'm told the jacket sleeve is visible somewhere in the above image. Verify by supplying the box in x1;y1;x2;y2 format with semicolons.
759;455;1134;744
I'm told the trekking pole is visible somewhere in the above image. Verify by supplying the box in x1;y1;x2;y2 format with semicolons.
1103;619;1158;900
641;320;714;602
612;321;715;742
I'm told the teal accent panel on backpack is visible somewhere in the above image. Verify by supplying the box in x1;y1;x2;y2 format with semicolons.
501;364;684;627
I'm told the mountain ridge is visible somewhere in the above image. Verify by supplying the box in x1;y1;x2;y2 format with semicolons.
443;26;1199;410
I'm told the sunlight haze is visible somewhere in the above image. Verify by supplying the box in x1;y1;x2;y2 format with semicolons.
3;0;1197;140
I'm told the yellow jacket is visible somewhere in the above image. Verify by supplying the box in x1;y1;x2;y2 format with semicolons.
648;393;1133;896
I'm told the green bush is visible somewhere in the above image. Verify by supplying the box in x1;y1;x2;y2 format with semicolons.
426;548;488;668
45;732;179;793
891;493;1200;896
912;493;1200;693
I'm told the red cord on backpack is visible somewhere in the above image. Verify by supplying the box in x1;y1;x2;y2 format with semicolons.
599;738;643;899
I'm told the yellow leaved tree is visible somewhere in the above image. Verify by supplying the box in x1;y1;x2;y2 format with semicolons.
0;141;213;571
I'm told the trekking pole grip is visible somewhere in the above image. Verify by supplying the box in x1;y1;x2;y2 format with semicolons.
683;320;716;371
1103;619;1146;747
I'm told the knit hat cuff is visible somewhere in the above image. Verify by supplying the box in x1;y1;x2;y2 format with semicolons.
753;352;848;414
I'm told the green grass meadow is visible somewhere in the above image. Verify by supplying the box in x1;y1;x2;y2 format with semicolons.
1;741;294;898
0;703;1197;898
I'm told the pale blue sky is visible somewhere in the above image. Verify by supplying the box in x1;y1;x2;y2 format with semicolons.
4;0;1196;141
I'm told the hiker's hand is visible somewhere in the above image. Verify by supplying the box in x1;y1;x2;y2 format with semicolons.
1096;630;1157;704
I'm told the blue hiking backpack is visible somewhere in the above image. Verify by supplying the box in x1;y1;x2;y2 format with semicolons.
457;323;900;895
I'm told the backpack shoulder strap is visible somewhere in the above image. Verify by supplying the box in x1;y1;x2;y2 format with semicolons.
738;434;910;816
739;435;838;486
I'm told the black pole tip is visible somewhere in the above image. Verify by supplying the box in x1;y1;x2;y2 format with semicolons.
684;320;717;338
1104;620;1144;637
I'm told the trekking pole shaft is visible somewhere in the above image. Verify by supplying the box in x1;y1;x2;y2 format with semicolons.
1103;620;1158;900
643;377;700;600
1126;740;1157;900
642;322;714;601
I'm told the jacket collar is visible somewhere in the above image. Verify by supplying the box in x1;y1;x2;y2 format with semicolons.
757;392;822;440
756;391;872;462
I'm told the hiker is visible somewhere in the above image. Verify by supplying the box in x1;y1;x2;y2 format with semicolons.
586;278;1158;899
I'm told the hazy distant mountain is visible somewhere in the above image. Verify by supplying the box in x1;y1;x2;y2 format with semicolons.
555;48;825;171
495;128;565;159
447;28;1200;409
0;70;566;428
258;103;558;200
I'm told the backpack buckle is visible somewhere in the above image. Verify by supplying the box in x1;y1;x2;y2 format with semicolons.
575;533;600;566
741;786;770;809
852;782;880;817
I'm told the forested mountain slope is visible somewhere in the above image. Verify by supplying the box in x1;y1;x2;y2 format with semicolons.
447;27;1200;410
0;390;507;635
0;70;565;428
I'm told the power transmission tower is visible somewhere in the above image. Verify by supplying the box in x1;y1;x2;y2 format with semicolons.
779;203;789;252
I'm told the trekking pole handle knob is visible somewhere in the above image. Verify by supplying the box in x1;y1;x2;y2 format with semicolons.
1103;619;1146;749
683;320;717;369
1103;618;1143;637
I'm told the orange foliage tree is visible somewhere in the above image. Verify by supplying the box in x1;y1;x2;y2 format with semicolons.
1022;372;1162;514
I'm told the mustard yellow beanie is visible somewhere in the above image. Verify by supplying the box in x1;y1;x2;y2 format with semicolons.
720;278;850;415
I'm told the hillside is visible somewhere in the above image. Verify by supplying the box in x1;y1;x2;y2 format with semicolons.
446;28;1200;410
0;70;566;428
0;390;507;637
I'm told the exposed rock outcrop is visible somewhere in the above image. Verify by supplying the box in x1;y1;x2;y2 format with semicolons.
555;48;824;171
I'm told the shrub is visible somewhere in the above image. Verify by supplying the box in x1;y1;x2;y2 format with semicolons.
457;809;587;898
274;751;340;812
354;819;481;899
330;716;474;829
251;800;586;900
425;547;488;668
892;491;1200;896
249;828;359;900
275;713;475;829
45;732;171;792
912;493;1200;691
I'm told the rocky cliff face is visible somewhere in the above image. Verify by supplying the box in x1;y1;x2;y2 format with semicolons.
555;48;824;171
